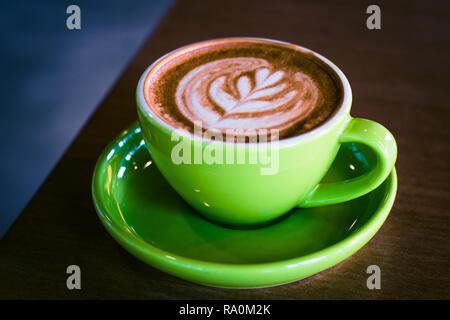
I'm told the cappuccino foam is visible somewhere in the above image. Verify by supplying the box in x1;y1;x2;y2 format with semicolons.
144;39;343;140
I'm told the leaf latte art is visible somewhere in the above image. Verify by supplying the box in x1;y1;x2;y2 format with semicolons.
175;57;319;135
144;39;343;140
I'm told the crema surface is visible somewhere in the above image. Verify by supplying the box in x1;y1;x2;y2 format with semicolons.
144;39;343;140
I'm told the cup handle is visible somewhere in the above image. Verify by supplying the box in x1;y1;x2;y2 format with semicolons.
299;118;397;208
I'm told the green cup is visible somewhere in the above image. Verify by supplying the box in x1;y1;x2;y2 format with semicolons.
136;38;397;227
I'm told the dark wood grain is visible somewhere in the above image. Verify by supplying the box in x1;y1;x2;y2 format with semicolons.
1;0;449;299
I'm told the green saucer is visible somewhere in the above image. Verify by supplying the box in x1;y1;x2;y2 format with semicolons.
92;122;397;289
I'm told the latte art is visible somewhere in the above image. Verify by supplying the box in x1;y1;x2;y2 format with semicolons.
176;57;319;134
144;38;342;140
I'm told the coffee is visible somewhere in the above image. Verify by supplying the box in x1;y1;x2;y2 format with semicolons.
144;38;343;140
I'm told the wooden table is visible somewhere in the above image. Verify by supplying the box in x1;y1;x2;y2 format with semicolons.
1;0;449;299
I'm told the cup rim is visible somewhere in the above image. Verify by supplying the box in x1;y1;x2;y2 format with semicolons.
137;37;352;147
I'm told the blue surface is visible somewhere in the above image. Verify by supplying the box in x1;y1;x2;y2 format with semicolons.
0;1;173;237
